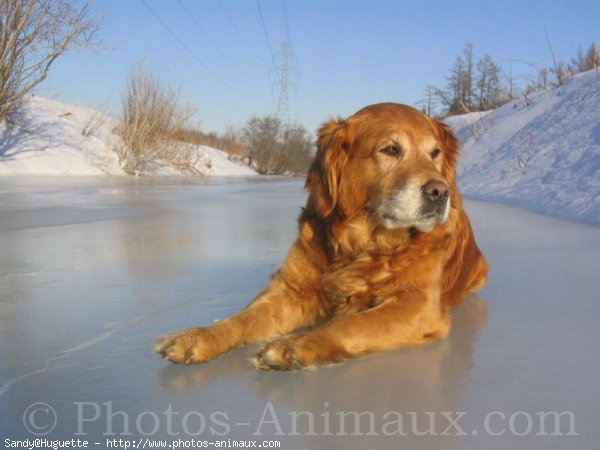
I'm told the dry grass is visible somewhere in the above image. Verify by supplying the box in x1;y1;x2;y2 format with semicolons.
168;126;247;158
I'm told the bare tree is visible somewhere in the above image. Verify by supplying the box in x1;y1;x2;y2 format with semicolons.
462;43;475;109
243;116;282;174
436;43;478;116
506;64;518;101
279;123;313;174
242;115;312;175
586;43;600;70
417;85;440;117
476;54;504;110
537;67;550;90
0;0;101;122
570;45;586;73
445;55;466;115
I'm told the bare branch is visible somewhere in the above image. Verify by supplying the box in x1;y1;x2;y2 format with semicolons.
542;17;567;86
0;0;102;122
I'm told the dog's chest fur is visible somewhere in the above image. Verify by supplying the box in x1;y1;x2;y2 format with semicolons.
320;219;451;316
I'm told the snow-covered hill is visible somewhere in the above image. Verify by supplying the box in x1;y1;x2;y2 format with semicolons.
448;69;600;224
0;96;257;177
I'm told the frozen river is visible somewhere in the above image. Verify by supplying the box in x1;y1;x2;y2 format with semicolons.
1;177;599;449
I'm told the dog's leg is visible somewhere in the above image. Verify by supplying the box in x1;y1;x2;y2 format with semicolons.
155;239;326;364
255;291;450;370
441;211;489;307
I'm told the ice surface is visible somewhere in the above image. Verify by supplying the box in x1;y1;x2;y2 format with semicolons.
1;179;599;449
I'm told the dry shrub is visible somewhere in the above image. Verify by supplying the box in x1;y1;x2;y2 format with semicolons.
116;65;197;174
81;110;104;137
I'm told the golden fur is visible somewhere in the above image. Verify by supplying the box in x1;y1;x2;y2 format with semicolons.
155;103;489;370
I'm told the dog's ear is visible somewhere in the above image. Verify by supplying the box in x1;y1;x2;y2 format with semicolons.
305;118;351;217
436;121;461;186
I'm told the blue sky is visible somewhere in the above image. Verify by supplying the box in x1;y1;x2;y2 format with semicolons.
40;0;599;135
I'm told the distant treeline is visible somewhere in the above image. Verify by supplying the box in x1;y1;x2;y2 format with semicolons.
418;42;599;118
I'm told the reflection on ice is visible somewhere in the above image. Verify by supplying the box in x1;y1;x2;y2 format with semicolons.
0;177;598;449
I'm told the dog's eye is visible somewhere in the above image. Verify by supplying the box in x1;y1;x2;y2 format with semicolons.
430;148;442;160
380;146;402;158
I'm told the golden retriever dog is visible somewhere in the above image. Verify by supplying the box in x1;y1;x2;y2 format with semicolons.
155;103;489;370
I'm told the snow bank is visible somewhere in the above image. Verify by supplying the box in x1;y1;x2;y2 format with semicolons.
448;69;600;224
0;96;257;177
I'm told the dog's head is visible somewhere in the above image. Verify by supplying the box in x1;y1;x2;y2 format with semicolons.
306;103;460;232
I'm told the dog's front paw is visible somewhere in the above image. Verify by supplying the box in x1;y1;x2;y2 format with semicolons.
254;339;306;371
154;328;219;364
254;334;347;371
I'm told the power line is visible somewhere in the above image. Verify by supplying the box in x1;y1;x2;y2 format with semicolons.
256;0;274;63
281;0;290;42
140;0;240;93
176;0;251;78
255;0;299;122
217;0;264;62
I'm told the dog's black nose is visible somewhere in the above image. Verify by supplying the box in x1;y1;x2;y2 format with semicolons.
422;179;449;201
